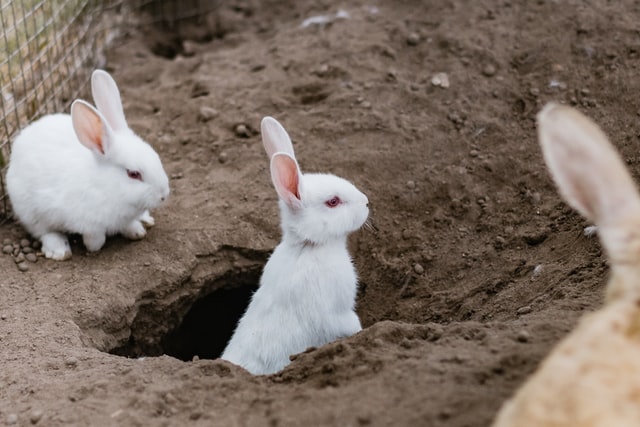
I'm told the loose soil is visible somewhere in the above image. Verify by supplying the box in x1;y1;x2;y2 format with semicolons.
1;0;638;425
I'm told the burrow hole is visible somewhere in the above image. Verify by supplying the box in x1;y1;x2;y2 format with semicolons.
109;263;263;361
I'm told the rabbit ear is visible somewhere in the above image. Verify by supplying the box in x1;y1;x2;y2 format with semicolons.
270;153;303;210
537;103;640;225
71;100;113;155
91;70;128;132
261;116;296;160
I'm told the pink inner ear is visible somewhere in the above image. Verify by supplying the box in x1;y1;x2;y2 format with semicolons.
271;154;301;205
73;102;105;154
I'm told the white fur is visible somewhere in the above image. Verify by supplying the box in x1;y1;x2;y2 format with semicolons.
6;70;169;260
221;117;369;375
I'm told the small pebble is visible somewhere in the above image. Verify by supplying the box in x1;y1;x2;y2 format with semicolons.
65;356;79;368
30;410;43;424
517;306;532;315
431;72;450;88
482;64;497;77
406;180;416;190
414;263;425;274
15;253;25;264
234;124;251;138
1;314;6;320
2;245;12;254
26;253;37;263
182;40;196;57
406;32;420;46
192;355;200;362
7;414;17;425
469;149;479;157
516;330;531;343
20;238;31;248
22;247;33;254
198;106;219;122
2;238;11;245
361;101;372;109
218;152;228;164
17;262;29;272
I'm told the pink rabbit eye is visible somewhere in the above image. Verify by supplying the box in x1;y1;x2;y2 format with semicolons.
325;196;341;208
127;169;143;181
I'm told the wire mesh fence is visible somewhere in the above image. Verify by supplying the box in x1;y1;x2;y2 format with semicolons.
0;0;219;222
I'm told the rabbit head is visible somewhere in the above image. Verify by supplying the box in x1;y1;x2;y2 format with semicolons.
72;70;170;211
492;103;640;426
261;116;369;245
536;103;640;301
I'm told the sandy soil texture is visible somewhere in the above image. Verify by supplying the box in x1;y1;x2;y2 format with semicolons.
2;0;639;425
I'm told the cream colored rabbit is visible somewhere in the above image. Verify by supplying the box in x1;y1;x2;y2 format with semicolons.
492;103;640;426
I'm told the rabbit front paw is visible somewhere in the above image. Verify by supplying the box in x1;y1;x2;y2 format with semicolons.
41;233;71;260
122;220;147;240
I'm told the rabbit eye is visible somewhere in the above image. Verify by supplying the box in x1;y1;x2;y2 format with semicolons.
127;169;143;181
325;196;341;208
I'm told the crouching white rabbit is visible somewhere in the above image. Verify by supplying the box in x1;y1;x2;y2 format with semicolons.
221;117;369;375
6;70;170;260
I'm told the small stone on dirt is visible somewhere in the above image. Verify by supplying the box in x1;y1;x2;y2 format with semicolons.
17;262;29;272
190;81;210;98
26;253;38;263
15;253;25;264
7;414;17;425
2;245;12;254
234;124;251;138
198;106;219;122
402;229;414;240
1;314;6;320
20;239;31;248
482;64;497;77
516;330;531;343
406;32;420;46
65;357;79;368
181;40;196;57
218;152;228;164
2;238;11;245
431;72;450;88
469;149;479;157
414;263;425;274
22;247;33;254
406;180;416;190
516;306;532;315
30;410;43;424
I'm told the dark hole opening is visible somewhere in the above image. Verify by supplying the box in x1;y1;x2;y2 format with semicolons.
109;266;262;361
163;284;257;361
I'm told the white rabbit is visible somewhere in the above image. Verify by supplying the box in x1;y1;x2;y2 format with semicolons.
492;103;640;426
221;117;369;375
6;70;170;260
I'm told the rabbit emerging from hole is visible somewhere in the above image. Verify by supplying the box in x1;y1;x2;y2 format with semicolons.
221;117;369;375
6;70;170;260
492;103;640;426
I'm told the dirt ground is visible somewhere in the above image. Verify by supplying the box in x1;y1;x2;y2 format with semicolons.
1;0;639;425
